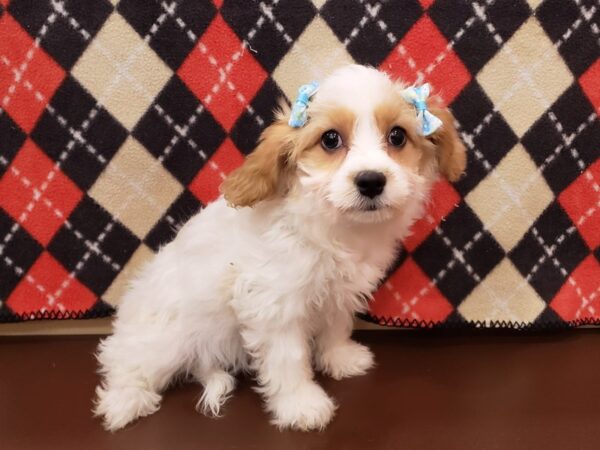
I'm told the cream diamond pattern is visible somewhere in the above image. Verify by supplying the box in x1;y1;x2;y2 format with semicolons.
89;137;183;239
524;0;544;10
466;144;554;252
310;0;328;10
459;259;546;324
273;16;354;100
72;13;172;130
477;18;573;137
103;244;155;306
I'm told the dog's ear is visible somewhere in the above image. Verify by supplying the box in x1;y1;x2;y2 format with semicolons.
221;119;294;207
427;107;467;182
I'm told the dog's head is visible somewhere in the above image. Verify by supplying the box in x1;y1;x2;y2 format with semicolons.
221;65;466;224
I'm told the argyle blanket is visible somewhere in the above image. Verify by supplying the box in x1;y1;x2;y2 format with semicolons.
0;0;598;328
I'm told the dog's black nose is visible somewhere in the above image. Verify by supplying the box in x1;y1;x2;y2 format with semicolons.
355;171;386;198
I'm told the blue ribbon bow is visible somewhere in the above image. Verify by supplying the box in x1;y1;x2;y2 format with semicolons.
288;81;319;128
401;83;442;136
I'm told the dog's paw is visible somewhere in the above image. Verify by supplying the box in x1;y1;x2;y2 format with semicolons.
317;340;374;380
268;382;336;431
196;370;236;417
93;385;161;431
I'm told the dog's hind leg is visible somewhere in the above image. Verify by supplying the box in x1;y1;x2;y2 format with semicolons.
94;383;162;432
191;327;244;417
93;326;187;431
194;364;236;417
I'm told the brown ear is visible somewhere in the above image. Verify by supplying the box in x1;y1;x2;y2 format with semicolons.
220;121;294;207
428;107;467;182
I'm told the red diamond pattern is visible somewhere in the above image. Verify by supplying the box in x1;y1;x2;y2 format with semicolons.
551;255;600;322
558;159;600;250
6;251;96;315
381;15;471;105
189;138;245;204
0;140;83;246
371;257;453;323
178;14;267;131
0;14;64;132
404;180;461;252
579;58;600;113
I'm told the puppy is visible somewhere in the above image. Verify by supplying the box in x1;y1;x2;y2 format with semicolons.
94;64;466;431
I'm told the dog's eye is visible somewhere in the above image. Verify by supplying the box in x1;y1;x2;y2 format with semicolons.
388;127;407;148
321;130;342;151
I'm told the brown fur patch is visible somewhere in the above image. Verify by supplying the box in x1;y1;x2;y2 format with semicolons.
374;100;413;138
375;97;466;181
374;100;433;174
298;142;348;173
221;104;358;206
220;119;295;207
293;106;357;154
293;106;356;172
428;107;467;181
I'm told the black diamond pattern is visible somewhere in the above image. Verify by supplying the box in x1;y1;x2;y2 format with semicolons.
509;202;589;302
222;0;316;72
485;0;531;41
430;0;529;75
537;0;599;76
82;298;115;318
525;123;582;195
230;77;285;155
8;0;113;70
31;76;128;191
451;81;518;196
413;202;504;306
551;84;600;167
118;0;216;71
47;195;140;296
144;189;202;251
441;309;470;327
0;208;43;302
431;3;486;75
552;84;595;136
0;113;26;178
322;0;422;66
133;75;226;186
533;306;563;327
521;85;597;195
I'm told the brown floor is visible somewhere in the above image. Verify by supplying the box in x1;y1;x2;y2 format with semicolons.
2;329;600;450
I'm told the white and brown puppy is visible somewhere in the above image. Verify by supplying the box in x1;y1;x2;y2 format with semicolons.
94;64;466;432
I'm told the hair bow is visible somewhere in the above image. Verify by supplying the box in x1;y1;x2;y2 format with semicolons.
288;81;319;128
400;83;442;136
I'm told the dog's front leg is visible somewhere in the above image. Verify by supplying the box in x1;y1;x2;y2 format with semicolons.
315;306;375;380
241;322;336;431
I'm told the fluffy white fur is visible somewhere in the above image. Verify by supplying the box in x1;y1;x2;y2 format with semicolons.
94;65;464;432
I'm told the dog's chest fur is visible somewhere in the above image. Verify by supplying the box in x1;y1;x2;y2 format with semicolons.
249;202;399;311
185;197;408;322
